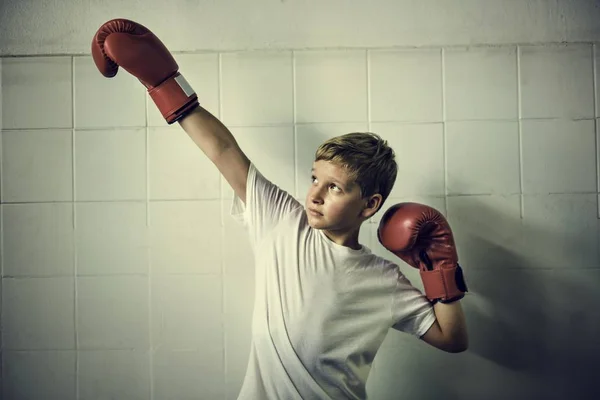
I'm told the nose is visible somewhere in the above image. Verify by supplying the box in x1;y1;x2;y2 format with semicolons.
309;183;325;204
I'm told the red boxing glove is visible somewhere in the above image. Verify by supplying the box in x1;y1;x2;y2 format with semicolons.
91;18;199;124
377;202;467;304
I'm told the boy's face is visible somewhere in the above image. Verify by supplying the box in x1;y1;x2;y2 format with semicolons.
305;160;380;239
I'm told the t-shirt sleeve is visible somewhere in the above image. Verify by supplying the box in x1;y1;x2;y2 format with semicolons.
230;162;303;247
391;271;436;338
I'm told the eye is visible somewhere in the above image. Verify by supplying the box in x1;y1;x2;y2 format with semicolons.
330;184;341;192
311;175;342;193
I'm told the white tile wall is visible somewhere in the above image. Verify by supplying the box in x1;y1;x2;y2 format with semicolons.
446;120;520;195
221;51;294;126
153;348;224;400
521;119;596;194
77;276;150;349
370;49;443;123
444;46;518;120
75;202;148;276
3;350;76;400
78;349;150;399
3;203;74;277
371;122;445;198
520;44;595;119
148;125;221;200
75;128;147;201
1;41;599;399
2;129;73;202
1;57;72;129
3;277;75;350
295;50;368;123
224;125;295;199
74;56;146;129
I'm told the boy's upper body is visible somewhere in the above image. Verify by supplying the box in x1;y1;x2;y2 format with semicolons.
231;161;435;399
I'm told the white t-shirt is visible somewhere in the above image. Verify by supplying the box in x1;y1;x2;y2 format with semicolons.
231;163;435;400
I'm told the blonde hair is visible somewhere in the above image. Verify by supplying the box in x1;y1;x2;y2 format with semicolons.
314;132;397;213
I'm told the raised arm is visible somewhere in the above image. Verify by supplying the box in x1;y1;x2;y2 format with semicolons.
179;107;250;204
92;18;250;204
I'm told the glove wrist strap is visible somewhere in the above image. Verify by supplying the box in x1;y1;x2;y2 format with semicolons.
149;72;199;124
420;264;468;303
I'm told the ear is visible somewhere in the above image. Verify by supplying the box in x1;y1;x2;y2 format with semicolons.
362;194;383;219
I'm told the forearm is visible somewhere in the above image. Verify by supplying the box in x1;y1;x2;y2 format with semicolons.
178;106;239;161
433;300;468;351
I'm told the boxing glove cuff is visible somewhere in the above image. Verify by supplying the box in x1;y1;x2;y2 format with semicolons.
149;72;199;124
420;264;468;304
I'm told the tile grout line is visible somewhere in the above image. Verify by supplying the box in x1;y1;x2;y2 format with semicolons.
441;48;448;216
71;55;80;400
592;44;600;219
517;45;525;220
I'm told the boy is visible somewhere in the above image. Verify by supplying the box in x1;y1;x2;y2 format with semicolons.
92;19;468;399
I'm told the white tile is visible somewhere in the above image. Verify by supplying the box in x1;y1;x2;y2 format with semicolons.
2;129;72;202
149;200;222;274
2;350;76;400
222;126;295;200
522;194;598;269
2;277;75;350
545;269;600;361
77;276;149;349
295;122;369;198
520;44;594;119
151;275;222;351
3;203;74;277
371;122;445;197
149;125;220;200
370;49;442;123
446;194;522;270
368;341;442;396
148;53;220;126
521;119;596;194
1;57;72;129
75;128;146;201
153;348;224;400
456;269;555;385
445;46;518;120
75;202;148;276
446;121;520;195
295;50;367;123
222;51;293;126
74;56;146;129
541;270;599;398
78;349;150;400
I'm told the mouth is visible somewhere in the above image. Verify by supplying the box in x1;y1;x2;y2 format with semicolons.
307;208;322;216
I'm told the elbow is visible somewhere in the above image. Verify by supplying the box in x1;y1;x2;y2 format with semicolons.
446;342;468;353
445;335;469;353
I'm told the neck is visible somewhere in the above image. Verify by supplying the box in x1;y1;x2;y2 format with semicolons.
322;228;362;250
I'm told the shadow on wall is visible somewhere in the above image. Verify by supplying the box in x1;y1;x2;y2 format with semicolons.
449;191;599;399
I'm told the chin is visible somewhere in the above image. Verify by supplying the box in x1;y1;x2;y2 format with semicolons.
306;213;323;229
